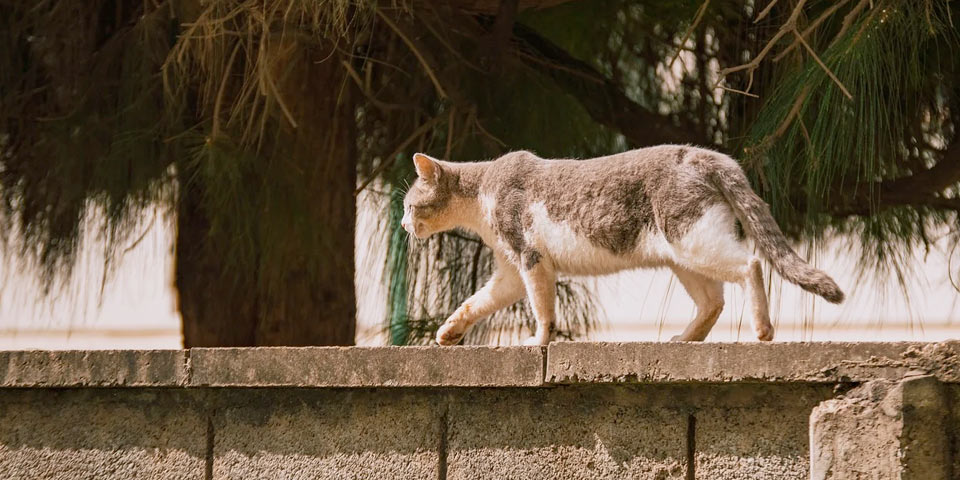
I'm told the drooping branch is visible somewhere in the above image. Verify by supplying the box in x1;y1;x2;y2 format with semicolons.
875;136;960;197
509;22;710;148
832;135;960;216
481;0;519;68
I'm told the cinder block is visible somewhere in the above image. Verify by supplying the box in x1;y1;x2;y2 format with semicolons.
810;376;951;480
0;389;205;480
212;390;441;480
694;385;832;480
445;387;687;480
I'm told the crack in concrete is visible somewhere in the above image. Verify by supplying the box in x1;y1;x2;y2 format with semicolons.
205;412;215;480
685;413;696;480
438;404;449;480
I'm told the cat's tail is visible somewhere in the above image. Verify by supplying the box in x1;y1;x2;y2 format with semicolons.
709;163;845;304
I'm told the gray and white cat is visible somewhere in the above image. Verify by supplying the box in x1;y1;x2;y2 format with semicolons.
400;145;844;346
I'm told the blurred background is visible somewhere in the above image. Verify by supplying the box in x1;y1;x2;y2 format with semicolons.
1;0;958;349
2;194;957;348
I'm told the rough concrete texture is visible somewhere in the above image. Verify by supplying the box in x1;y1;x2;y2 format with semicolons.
546;341;960;383
190;346;544;387
212;389;442;480
2;343;955;389
810;376;952;479
0;344;957;480
900;341;960;382
0;389;205;480
0;350;187;387
445;386;687;480
950;385;960;476
695;384;834;480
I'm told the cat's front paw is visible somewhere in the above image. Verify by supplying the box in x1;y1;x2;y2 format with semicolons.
436;323;465;346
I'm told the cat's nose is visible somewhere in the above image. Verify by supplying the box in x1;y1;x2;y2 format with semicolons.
401;218;412;233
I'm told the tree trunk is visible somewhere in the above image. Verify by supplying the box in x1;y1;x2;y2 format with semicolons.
176;39;356;347
175;174;259;347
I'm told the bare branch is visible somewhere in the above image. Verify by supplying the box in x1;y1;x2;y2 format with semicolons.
716;0;808;93
718;85;759;98
754;0;780;24
669;0;711;69
773;0;852;62
376;9;449;100
794;29;853;100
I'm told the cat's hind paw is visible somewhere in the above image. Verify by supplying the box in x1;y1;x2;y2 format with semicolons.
755;324;774;342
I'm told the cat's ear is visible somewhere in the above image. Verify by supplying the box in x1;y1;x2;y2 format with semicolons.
413;153;441;184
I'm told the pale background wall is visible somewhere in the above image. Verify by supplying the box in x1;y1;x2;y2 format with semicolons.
1;187;956;350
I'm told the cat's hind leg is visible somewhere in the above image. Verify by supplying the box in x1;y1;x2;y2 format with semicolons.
743;256;773;341
670;205;773;341
678;253;773;341
436;262;524;346
669;267;724;341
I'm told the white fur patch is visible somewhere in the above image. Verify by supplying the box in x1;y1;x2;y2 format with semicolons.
466;193;501;247
673;203;751;282
479;194;497;223
525;202;671;275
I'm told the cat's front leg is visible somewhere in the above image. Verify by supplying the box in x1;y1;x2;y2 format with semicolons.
436;265;524;346
519;252;557;346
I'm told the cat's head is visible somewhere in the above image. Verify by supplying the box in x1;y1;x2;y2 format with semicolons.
401;153;459;238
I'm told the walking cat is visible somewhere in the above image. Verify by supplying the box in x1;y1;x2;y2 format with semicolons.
400;145;845;346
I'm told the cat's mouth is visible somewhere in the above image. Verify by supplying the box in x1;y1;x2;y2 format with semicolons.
402;221;427;238
400;217;416;236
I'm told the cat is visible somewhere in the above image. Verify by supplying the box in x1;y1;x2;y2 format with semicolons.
400;145;845;346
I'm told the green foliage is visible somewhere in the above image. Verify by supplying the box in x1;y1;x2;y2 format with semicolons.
386;186;411;345
744;0;959;274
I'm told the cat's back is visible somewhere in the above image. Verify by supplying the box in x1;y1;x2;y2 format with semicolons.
479;145;731;200
491;145;708;191
479;147;649;188
573;144;728;176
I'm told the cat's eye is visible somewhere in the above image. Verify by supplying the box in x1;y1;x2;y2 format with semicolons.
413;204;435;215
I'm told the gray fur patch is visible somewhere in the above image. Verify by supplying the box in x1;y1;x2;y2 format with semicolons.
522;249;541;270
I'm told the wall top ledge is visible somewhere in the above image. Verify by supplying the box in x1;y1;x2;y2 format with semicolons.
0;341;957;388
545;341;960;384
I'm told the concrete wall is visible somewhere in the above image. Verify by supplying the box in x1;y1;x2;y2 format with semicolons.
0;342;957;479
